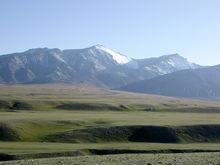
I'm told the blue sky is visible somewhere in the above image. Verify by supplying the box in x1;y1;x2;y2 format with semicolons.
0;0;220;65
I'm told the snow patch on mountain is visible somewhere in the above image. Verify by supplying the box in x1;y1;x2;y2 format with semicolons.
94;45;131;64
53;54;66;63
167;59;175;67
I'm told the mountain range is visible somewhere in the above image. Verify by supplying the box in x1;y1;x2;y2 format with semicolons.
1;45;219;98
0;45;198;87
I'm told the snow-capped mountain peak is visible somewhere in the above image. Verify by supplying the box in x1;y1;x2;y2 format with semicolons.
0;46;201;89
92;44;131;64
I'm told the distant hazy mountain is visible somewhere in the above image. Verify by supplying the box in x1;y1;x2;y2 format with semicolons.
0;45;200;88
119;65;220;98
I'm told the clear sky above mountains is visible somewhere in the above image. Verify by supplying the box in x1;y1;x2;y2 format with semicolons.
0;0;220;65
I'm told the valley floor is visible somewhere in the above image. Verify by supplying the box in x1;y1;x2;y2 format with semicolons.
1;152;220;165
0;85;220;164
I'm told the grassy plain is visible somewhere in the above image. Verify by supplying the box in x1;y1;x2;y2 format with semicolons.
1;84;220;111
0;84;220;163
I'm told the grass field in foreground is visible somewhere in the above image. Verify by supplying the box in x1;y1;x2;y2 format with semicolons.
0;85;220;163
1;152;220;165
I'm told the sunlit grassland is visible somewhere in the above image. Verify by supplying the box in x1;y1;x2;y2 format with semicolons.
0;84;220;162
1;84;220;111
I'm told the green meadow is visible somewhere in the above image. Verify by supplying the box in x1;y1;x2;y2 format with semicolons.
0;85;220;164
